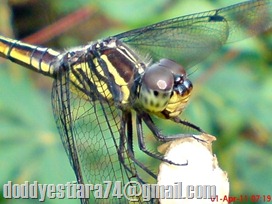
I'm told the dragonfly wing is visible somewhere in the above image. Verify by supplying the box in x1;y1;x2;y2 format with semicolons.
117;14;229;69
52;78;92;204
51;75;85;188
216;0;272;43
51;66;135;203
115;0;271;68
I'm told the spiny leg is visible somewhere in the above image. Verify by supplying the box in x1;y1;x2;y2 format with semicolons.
120;112;158;181
141;111;205;142
118;112;144;182
136;113;188;166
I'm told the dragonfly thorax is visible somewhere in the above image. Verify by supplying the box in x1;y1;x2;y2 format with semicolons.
138;59;193;118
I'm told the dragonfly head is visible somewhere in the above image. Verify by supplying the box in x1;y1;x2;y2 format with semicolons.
139;58;193;118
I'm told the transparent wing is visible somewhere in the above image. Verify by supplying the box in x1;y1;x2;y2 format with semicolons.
115;0;272;68
51;64;138;203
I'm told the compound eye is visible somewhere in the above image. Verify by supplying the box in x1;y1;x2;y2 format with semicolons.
139;64;174;112
159;58;186;76
142;64;174;93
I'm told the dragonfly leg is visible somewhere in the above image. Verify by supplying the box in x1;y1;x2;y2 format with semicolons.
141;112;205;142
119;112;157;181
136;113;188;166
172;116;205;133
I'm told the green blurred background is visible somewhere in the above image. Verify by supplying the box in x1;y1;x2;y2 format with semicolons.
0;0;271;203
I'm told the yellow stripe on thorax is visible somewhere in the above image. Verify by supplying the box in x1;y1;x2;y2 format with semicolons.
100;55;130;104
68;54;134;104
69;58;113;101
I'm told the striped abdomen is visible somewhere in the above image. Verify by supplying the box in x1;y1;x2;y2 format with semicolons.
0;36;60;78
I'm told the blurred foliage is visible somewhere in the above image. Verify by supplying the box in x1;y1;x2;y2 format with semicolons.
0;0;272;203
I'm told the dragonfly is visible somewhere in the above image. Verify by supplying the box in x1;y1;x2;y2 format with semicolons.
0;0;271;203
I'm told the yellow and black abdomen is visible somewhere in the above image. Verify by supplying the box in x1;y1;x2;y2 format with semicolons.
0;35;60;78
